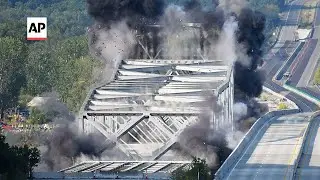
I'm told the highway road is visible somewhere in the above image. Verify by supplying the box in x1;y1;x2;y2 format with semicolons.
277;0;305;44
262;0;320;112
262;0;301;80
263;41;298;77
298;4;320;87
288;39;318;87
294;114;320;179
285;3;320;102
224;113;312;180
285;3;320;99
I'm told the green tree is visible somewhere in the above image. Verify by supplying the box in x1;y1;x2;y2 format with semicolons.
25;42;54;95
52;36;95;111
278;103;288;110
27;107;48;125
0;131;40;179
0;20;25;39
314;68;320;85
172;158;212;180
18;90;34;109
0;37;27;119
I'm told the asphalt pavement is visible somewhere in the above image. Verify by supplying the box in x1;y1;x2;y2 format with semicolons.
264;80;318;111
276;0;305;44
294;114;320;180
225;113;312;180
298;4;320;87
288;39;318;86
263;41;298;77
262;0;320;112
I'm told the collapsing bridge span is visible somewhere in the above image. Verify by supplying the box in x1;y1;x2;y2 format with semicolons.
77;23;235;173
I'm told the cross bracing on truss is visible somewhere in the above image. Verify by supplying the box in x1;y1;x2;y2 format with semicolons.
79;58;233;163
74;23;234;174
59;161;191;174
85;60;228;112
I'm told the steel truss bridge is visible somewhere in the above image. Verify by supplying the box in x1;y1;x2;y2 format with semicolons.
74;24;235;174
59;161;190;174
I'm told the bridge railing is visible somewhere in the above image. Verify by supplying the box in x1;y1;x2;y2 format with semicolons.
214;109;300;180
292;111;320;179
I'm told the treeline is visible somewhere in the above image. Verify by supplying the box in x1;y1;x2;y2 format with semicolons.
0;131;40;179
0;0;284;120
0;0;97;119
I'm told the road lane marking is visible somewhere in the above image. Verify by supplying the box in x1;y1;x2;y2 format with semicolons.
279;0;295;41
284;119;309;180
253;123;283;180
290;40;311;76
263;81;313;112
286;93;313;112
296;116;320;180
226;117;276;180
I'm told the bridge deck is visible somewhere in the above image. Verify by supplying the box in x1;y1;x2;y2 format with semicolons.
295;115;320;180
225;113;312;180
85;60;229;113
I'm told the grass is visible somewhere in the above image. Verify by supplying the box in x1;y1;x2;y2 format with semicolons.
298;0;318;29
278;102;289;110
314;67;320;85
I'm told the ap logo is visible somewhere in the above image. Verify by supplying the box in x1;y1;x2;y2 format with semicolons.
27;17;47;40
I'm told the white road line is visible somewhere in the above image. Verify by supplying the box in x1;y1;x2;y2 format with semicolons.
226;117;277;180
290;40;310;76
288;94;313;112
279;0;295;42
264;81;313;111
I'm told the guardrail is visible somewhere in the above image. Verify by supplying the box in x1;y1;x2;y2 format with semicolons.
274;42;304;81
263;86;299;109
32;172;171;179
292;111;320;179
283;83;320;106
214;109;300;180
309;2;319;39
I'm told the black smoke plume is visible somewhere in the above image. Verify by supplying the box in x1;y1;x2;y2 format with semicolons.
234;8;266;98
87;0;165;25
84;0;268;174
181;1;267;98
177;93;233;170
42;125;115;171
34;96;119;171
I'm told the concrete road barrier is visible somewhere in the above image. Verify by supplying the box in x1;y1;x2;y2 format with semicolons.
274;42;304;81
214;109;300;180
293;111;320;179
263;86;299;109
283;84;320;107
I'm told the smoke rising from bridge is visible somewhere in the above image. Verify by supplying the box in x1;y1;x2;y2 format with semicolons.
88;0;266;100
35;0;269;171
35;96;128;171
86;0;267;169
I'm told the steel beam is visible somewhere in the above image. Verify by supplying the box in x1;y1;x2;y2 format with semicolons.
80;26;234;164
114;115;148;138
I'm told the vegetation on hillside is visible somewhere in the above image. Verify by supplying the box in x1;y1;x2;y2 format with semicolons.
0;0;286;177
0;0;95;119
0;0;283;121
